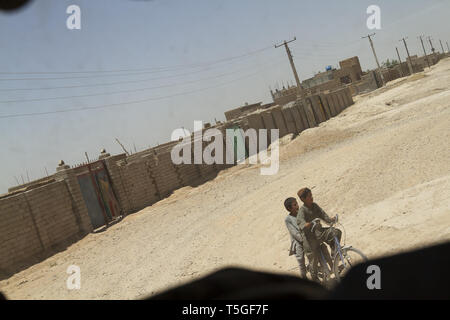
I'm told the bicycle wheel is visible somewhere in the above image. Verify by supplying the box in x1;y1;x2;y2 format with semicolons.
333;247;368;281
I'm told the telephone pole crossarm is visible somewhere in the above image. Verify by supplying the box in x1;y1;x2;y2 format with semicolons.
274;37;303;96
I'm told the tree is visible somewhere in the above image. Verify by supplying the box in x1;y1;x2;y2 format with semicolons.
382;58;399;68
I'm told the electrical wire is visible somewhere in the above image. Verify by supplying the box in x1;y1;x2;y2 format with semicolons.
0;61;284;119
0;54;281;91
0;45;273;77
0;59;285;103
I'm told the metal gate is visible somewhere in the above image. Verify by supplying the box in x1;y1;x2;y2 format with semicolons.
228;125;248;164
76;160;121;230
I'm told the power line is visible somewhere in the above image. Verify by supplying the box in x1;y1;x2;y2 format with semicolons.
0;45;274;75
0;55;283;92
0;40;365;82
0;59;285;103
0;39;361;76
0;61;284;120
0;47;275;81
304;39;361;47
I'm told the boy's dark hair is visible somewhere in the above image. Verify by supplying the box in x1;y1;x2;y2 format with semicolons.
284;197;296;211
298;187;311;200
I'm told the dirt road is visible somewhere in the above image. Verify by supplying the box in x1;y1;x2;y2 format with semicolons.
1;58;450;299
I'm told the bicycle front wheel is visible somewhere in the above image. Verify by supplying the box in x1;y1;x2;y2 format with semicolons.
333;247;368;281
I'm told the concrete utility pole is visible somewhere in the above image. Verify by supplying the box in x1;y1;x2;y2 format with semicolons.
427;36;435;53
362;33;385;86
447;42;449;53
418;35;431;69
274;37;303;95
439;40;444;54
399;37;414;75
395;47;404;77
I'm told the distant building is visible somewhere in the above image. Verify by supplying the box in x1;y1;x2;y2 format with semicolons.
271;56;364;105
224;102;275;121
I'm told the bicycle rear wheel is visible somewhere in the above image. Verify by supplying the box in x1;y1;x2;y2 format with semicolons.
333;247;368;281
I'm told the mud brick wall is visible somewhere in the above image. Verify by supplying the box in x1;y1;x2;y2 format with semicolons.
54;168;92;235
118;159;160;212
0;194;42;276
335;89;347;110
337;88;348;108
24;181;81;249
172;140;204;186
342;87;354;107
339;89;353;108
309;95;327;124
260;110;276;147
147;151;183;198
318;94;332;120
0;181;82;276
271;106;289;138
324;92;338;117
331;92;344;114
103;154;130;214
246;113;265;131
281;107;298;134
349;71;380;96
8;174;56;193
294;101;311;130
197;139;220;177
287;103;306;133
236;115;265;158
175;162;203;186
302;98;318;128
210;126;234;171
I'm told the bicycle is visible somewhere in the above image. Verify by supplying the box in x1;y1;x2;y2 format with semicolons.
310;214;368;285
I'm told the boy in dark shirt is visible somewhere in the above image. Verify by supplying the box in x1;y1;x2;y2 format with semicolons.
296;187;342;281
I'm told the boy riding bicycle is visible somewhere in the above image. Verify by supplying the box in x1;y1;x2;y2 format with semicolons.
296;187;342;281
284;197;333;280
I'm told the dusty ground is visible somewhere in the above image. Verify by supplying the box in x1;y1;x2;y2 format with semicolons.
1;58;450;300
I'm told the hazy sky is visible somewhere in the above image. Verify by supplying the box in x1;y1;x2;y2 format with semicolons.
1;0;449;193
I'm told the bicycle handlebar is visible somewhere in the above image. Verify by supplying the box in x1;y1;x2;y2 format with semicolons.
311;214;338;232
311;219;321;233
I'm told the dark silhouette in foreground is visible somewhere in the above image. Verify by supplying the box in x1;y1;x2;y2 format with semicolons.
150;241;450;300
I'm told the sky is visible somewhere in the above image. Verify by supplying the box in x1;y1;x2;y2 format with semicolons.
0;0;449;193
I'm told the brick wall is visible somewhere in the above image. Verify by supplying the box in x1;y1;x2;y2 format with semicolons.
0;86;355;279
117;159;160;212
283;103;305;134
148;151;183;198
0;181;84;278
309;95;327;124
281;107;297;134
103;154;130;214
271;106;289;138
